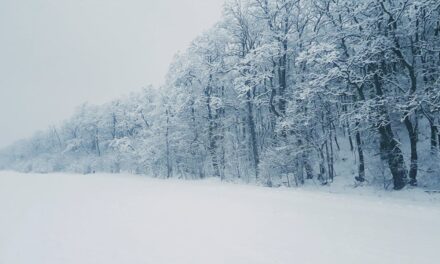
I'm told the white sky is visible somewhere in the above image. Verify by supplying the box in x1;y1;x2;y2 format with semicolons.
0;0;224;148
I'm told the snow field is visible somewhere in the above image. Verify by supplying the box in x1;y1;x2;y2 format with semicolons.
1;171;440;264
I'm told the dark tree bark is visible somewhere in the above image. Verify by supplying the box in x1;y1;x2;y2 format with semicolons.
404;115;418;186
354;124;365;182
373;72;408;190
431;124;438;150
247;89;259;180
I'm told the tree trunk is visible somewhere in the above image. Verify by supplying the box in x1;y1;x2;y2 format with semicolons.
165;109;172;179
304;158;314;180
206;82;220;178
373;73;407;190
354;125;366;182
430;123;438;151
247;89;259;180
404;115;418;186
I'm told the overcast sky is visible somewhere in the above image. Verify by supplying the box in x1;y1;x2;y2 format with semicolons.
0;0;224;148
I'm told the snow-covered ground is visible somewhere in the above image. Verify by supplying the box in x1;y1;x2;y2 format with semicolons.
1;171;440;264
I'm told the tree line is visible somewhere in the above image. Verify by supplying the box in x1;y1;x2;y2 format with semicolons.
1;0;440;190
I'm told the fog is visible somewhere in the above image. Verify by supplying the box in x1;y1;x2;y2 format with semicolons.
0;0;224;147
